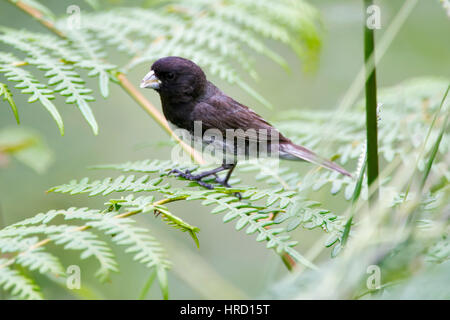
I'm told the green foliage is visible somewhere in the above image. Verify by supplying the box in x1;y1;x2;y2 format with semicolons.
0;52;63;133
0;77;448;299
0;207;171;299
0;258;42;300
107;195;201;248
47;162;322;269
274;78;450;198
263;78;450;299
0;0;321;133
0;0;448;301
274;200;346;257
0;81;19;123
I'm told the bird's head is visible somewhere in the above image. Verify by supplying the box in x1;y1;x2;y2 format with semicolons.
140;56;207;101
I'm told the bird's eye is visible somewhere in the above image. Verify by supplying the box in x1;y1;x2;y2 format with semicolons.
166;72;175;80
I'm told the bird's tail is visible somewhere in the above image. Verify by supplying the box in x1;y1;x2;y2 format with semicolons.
279;142;352;178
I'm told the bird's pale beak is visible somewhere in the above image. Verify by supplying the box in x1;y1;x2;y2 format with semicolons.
140;70;161;89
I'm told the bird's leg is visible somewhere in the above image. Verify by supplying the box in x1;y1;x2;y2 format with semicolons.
214;163;242;200
214;163;237;188
169;164;234;189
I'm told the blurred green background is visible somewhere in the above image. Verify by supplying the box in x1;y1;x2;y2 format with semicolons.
0;0;449;299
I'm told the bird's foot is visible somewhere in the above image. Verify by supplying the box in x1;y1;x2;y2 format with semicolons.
168;169;214;189
214;175;241;200
214;175;231;188
169;169;241;198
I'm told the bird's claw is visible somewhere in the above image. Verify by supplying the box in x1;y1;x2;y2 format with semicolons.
214;175;241;200
168;168;214;189
168;169;241;198
214;176;231;188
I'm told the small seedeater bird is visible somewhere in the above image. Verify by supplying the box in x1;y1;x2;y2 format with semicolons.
140;56;351;189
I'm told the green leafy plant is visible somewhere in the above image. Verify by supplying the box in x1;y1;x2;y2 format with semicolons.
2;77;448;299
0;0;448;300
1;0;321;135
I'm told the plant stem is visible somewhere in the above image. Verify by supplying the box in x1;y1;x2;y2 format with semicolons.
11;0;66;38
341;149;368;247
404;85;450;199
419;85;449;191
364;0;380;205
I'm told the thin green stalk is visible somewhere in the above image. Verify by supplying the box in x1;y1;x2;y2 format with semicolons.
341;149;368;247
419;86;449;191
139;269;157;300
404;85;449;198
364;0;380;205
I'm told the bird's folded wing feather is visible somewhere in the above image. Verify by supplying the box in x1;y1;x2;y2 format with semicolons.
192;94;289;144
192;93;352;177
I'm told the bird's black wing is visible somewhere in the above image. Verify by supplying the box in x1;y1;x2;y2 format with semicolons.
191;91;352;177
192;93;290;144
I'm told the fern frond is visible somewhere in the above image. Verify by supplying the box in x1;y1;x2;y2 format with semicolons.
0;81;19;123
110;195;201;248
16;248;65;276
59;0;321;107
7;207;102;228
49;227;118;281
274;199;345;255
242;187;298;209
176;0;321;66
0;222;117;281
61;29;116;98
0;30;99;133
272;78;450;197
30;55;98;134
3;0;322;134
88;212;171;269
48;175;167;196
91;159;196;175
0;205;172;299
0;259;42;300
157;206;201;248
87;212;171;297
0;52;63;134
24;29;117;99
49;161;320;267
185;189;316;269
51;156;347;265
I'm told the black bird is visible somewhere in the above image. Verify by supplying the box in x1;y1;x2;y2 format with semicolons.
140;56;351;189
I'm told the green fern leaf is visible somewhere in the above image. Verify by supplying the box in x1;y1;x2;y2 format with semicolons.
111;195;201;248
0;82;19;124
0;30;98;134
87;212;171;296
49;227;118;281
0;52;64;134
0;259;43;300
48;175;167;196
